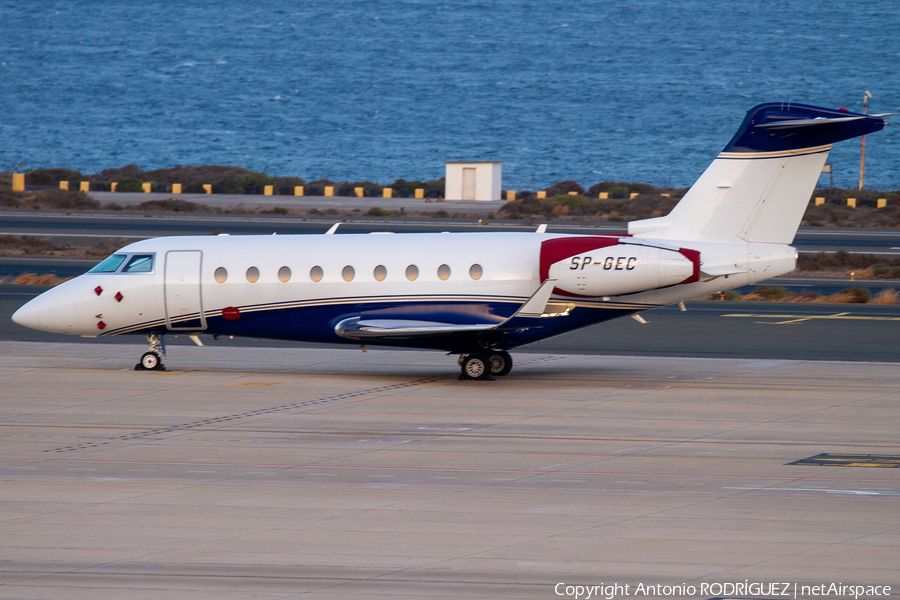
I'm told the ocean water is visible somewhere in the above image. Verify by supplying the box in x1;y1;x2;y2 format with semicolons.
2;0;899;190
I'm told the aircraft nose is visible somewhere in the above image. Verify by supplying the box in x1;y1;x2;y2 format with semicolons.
12;296;43;330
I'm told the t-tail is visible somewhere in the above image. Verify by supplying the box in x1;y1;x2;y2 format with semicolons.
628;103;885;244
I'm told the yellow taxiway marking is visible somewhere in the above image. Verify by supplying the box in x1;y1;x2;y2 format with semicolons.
228;382;285;387
151;368;207;375
790;453;900;468
723;312;900;325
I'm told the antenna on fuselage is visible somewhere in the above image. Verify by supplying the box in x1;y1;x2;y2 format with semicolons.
535;224;547;234
325;223;340;235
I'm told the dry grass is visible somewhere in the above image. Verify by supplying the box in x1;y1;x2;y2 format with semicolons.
704;287;898;304
7;273;71;285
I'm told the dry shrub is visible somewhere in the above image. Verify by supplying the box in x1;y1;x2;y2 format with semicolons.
871;288;899;304
13;272;37;284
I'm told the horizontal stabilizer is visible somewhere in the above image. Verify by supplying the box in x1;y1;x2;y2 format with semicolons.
723;102;884;154
754;115;865;129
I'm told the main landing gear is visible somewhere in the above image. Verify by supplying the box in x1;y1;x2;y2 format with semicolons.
135;333;166;371
458;350;513;380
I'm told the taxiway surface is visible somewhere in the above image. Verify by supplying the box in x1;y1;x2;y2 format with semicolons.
1;342;899;598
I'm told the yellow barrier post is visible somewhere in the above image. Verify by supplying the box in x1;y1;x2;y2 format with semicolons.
12;173;25;192
142;182;151;193
172;183;182;194
59;181;69;191
567;191;577;196
660;193;670;198
294;186;304;196
383;188;392;198
536;191;546;199
354;187;364;198
815;197;825;206
630;192;639;199
877;198;887;208
80;181;90;192
203;184;212;194
599;192;608;199
847;198;856;208
415;188;425;199
110;182;118;192
325;186;334;197
264;185;274;196
506;190;516;201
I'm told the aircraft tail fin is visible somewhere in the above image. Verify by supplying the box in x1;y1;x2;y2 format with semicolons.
629;103;885;244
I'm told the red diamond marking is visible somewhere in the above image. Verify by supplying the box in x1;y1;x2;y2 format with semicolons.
97;321;106;330
94;286;103;296
115;292;123;302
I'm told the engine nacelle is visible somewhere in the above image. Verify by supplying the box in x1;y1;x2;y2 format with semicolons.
547;245;696;297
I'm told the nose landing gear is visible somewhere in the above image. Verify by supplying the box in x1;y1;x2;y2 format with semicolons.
135;333;166;371
458;350;512;380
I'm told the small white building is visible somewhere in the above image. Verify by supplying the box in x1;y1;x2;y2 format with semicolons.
445;161;502;201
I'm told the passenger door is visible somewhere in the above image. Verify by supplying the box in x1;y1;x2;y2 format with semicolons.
164;250;206;330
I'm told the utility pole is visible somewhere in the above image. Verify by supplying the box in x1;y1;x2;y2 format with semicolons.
859;90;872;190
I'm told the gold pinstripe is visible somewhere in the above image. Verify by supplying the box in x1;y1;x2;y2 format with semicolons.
718;144;832;159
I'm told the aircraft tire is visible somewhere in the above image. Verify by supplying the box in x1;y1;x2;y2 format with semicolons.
462;354;492;380
140;351;163;371
488;351;513;376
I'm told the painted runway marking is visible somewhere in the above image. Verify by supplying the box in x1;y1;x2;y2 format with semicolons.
417;427;471;431
725;486;900;496
724;312;900;325
228;382;284;387
46;376;443;453
790;453;900;468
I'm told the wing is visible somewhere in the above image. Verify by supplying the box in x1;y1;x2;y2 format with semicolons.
334;280;560;342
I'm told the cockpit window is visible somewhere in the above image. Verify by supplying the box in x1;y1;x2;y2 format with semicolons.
122;254;154;273
89;254;128;273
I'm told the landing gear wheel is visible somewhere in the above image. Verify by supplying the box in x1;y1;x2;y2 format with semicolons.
488;351;513;377
461;354;492;380
137;351;164;371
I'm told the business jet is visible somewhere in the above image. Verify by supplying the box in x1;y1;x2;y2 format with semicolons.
12;103;885;379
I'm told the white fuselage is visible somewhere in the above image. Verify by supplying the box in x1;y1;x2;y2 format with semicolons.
13;232;795;347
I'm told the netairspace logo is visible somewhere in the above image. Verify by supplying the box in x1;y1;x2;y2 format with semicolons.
553;582;893;600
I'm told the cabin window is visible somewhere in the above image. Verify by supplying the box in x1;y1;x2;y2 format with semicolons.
278;266;291;282
214;267;228;283
342;265;355;282
373;265;387;281
122;254;154;273
310;266;323;282
437;264;451;281
89;254;127;273
469;264;483;280
406;265;418;281
246;266;260;283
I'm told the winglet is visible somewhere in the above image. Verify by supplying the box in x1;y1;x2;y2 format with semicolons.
513;279;557;318
325;223;340;235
